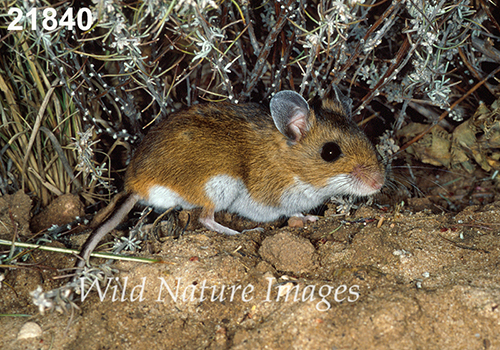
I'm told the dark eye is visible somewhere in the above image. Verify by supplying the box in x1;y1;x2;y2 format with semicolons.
321;142;342;162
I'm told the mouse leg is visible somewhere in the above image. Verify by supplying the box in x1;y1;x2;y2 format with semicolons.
242;227;264;233
199;208;240;235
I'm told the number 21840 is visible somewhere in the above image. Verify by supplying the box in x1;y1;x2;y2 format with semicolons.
8;7;93;31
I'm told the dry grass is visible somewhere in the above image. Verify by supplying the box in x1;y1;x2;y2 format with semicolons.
0;0;498;206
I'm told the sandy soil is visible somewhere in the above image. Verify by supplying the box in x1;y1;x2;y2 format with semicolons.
1;168;499;349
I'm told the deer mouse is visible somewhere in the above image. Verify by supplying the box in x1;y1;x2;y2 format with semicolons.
76;86;385;268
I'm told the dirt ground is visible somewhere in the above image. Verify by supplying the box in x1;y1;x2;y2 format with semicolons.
1;167;499;350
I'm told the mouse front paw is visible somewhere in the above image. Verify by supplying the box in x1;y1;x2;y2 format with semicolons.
288;213;318;228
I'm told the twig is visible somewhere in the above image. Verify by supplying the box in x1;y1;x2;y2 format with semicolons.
243;0;296;98
0;239;164;264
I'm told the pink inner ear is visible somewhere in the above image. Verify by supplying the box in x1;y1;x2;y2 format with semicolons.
288;109;309;141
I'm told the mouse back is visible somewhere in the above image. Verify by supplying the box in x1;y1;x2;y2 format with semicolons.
123;102;277;204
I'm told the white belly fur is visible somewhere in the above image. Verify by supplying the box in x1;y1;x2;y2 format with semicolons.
146;175;338;222
146;185;196;211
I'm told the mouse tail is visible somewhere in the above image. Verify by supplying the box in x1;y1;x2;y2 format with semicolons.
75;192;140;269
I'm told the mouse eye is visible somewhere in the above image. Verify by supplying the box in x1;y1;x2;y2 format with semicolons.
321;142;342;162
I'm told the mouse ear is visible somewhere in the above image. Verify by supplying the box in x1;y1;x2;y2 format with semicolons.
331;84;352;117
270;91;311;143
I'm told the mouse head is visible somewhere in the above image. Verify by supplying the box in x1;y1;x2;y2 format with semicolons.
269;87;385;197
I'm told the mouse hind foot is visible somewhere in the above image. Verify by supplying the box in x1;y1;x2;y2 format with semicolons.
199;209;241;235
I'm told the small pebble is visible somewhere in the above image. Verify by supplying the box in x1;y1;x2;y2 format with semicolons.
17;322;42;340
288;216;304;228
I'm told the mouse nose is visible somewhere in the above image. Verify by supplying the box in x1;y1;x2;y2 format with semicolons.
352;165;385;192
369;173;385;191
370;170;385;190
